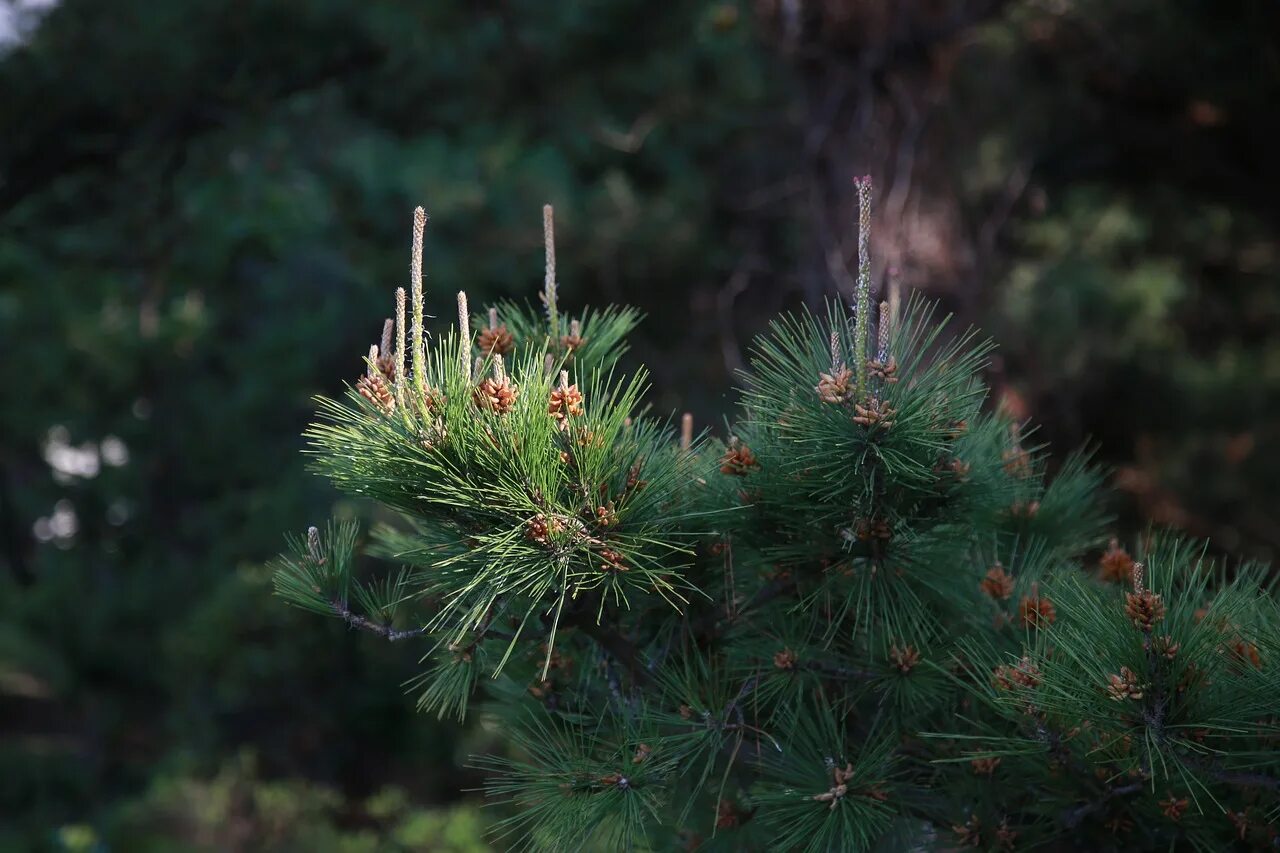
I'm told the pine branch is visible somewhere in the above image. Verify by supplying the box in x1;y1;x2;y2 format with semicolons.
330;598;427;642
799;661;878;681
1178;751;1280;792
572;615;652;687
740;575;797;616
1202;768;1280;792
698;574;797;639
1059;780;1144;829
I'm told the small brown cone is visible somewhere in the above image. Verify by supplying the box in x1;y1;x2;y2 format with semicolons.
1099;538;1135;584
357;372;396;415
720;442;758;476
953;816;982;848
477;324;515;357
773;648;797;670
473;376;519;414
1160;797;1188;822
1124;563;1165;631
853;398;896;429
1019;584;1056;628
980;564;1015;601
816;366;854;404
478;307;515;356
866;356;898;384
992;656;1041;690
560;318;585;356
548;371;585;427
889;644;920;673
970;757;1001;776
1106;666;1144;701
1125;590;1166;631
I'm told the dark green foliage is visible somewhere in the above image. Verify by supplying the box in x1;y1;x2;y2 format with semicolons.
933;538;1280;849
278;197;1279;850
750;707;898;852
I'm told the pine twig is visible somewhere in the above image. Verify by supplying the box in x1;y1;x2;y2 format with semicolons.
542;203;558;338
410;207;427;397
330;598;427;642
1059;780;1144;829
853;176;874;398
1177;751;1280;792
571;614;651;687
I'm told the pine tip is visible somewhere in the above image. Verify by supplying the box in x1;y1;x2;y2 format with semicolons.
306;526;322;561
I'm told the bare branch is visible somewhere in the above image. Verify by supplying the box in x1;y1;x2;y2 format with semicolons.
330;599;427;643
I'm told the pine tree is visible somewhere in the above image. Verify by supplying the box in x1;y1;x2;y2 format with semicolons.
273;187;1280;851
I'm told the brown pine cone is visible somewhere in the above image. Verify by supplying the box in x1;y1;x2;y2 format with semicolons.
560;318;586;356
376;353;397;381
855;518;892;541
970;757;1001;776
1099;538;1135;584
1154;635;1180;660
952;816;982;848
416;386;446;417
1106;666;1144;701
720;443;758;476
889;644;920;673
815;366;853;404
715;800;741;830
980;564;1015;601
477;324;515;356
866;356;899;383
548;383;585;424
1124;589;1166;631
473;377;519;414
992;657;1041;690
853;398;896;429
525;514;558;544
994;820;1017;851
356;372;395;415
1020;589;1057;628
597;547;627;573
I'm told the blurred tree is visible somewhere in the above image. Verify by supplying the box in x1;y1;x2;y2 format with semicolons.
101;751;491;852
969;1;1280;564
747;0;1280;563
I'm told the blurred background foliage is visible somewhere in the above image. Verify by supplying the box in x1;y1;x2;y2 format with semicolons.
0;0;1276;848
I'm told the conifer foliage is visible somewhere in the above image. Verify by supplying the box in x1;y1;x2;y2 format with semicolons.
273;185;1279;850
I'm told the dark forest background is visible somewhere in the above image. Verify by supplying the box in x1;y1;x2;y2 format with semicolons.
1;1;1277;849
